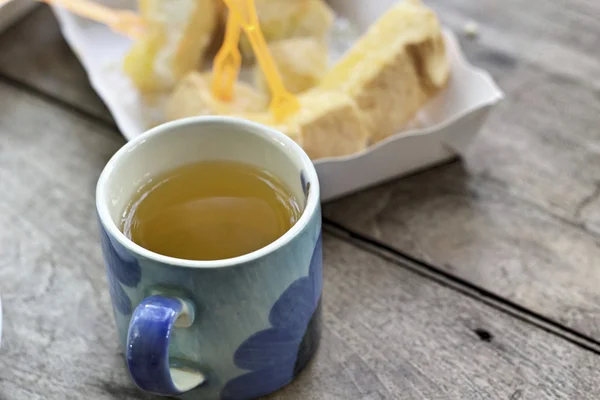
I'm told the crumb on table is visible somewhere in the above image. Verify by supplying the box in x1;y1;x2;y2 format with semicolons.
463;20;479;39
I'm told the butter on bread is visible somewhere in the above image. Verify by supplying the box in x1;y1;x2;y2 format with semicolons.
124;0;218;93
166;72;268;121
237;0;334;63
233;90;370;160
319;0;450;143
254;38;328;95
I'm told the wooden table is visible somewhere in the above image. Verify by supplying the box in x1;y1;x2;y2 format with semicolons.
1;2;600;399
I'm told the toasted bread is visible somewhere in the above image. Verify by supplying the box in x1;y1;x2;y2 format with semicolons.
233;90;370;159
236;0;334;63
166;72;268;121
123;0;219;93
319;0;450;143
254;37;328;96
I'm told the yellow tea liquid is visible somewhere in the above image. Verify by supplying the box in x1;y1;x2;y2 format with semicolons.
121;160;301;260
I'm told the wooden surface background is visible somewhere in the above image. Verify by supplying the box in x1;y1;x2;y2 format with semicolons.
1;1;600;399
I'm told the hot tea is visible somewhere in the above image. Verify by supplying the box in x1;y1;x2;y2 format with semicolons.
121;160;301;261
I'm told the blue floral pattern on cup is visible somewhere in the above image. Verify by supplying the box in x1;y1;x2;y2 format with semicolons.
221;233;323;400
99;225;141;315
300;170;310;200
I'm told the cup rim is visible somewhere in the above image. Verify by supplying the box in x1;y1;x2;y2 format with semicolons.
96;116;320;269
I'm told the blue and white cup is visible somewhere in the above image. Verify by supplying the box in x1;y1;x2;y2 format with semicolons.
96;117;322;400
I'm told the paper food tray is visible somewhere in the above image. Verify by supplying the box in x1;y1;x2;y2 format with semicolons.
51;0;503;202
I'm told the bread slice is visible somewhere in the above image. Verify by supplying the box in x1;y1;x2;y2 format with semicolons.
288;90;370;159
236;0;334;63
166;72;268;121
319;0;450;143
233;90;370;160
164;0;449;160
254;37;328;96
123;0;218;93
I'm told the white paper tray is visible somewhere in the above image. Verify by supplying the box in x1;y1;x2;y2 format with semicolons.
51;0;503;201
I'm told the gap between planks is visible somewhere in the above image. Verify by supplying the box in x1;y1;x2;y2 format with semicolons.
324;220;600;356
0;73;118;132
2;45;600;357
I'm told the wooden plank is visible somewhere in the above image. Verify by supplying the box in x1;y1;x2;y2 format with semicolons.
3;0;600;345
324;161;600;338
273;233;600;400
0;6;112;122
1;81;600;400
429;0;600;91
0;0;36;34
323;0;600;339
423;0;600;225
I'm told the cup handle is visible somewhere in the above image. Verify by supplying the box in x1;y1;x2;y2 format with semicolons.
126;295;205;396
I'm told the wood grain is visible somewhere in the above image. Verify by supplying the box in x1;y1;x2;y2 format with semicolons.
323;0;600;339
1;81;600;399
430;0;600;91
324;162;600;338
0;0;36;35
3;0;600;358
3;0;600;340
0;6;112;122
272;233;600;400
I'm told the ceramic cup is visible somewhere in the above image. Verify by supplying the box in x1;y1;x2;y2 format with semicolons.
96;117;322;400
